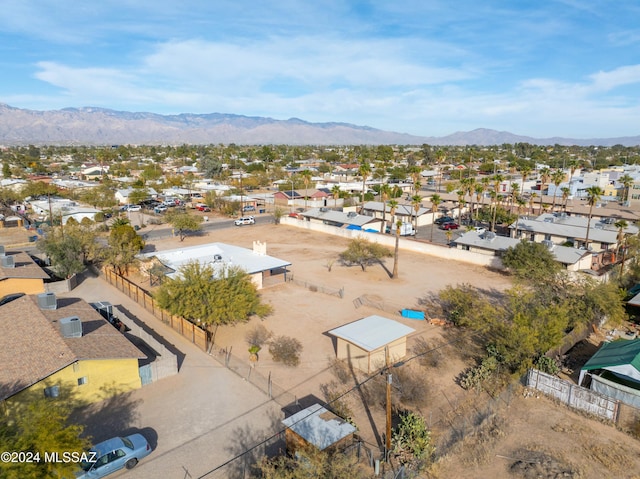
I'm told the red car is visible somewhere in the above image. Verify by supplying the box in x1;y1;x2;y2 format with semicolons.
440;222;459;230
196;204;211;212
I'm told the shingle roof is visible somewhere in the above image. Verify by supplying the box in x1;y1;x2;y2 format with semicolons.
0;295;145;400
0;251;50;280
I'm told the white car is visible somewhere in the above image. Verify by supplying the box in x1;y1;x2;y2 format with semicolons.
127;205;142;212
473;227;487;235
234;216;255;226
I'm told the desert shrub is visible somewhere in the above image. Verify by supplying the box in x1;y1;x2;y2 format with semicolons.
534;355;560;375
394;366;431;407
392;411;435;469
459;356;498;391
268;335;302;366
245;324;272;348
320;381;354;425
329;358;352;384
413;337;444;368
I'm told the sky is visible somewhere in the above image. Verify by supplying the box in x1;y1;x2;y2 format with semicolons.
0;0;639;139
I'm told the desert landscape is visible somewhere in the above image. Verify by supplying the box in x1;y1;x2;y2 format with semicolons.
125;220;640;478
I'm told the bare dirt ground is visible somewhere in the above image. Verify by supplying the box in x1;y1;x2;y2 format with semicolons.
128;222;640;478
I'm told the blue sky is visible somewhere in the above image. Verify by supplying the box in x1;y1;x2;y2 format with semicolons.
1;0;639;139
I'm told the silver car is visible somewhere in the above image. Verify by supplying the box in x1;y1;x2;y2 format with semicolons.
76;433;151;478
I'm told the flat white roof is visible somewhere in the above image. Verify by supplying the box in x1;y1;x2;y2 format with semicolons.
328;315;415;352
140;242;291;279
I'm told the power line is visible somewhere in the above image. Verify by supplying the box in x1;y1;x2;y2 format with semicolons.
197;331;471;478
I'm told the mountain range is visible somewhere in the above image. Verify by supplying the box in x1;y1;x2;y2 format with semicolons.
0;103;638;147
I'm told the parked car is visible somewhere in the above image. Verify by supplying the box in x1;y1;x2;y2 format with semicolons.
242;205;256;212
76;433;151;478
127;205;142;212
434;216;455;225
473;226;487;234
196;204;211;212
234;216;255;226
154;205;168;214
440;222;459;230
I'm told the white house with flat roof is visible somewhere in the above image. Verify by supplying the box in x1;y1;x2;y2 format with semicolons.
139;241;291;289
328;315;415;373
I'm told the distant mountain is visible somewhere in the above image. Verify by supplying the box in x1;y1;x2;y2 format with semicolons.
0;103;638;146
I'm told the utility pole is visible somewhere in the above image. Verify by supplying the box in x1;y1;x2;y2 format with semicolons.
385;346;392;458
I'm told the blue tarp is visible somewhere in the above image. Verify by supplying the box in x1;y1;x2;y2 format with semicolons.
401;309;425;320
346;225;362;230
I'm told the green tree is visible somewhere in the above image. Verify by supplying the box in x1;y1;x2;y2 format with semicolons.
619;174;634;204
584;186;603;247
155;261;271;328
37;230;86;279
538;167;551;214
379;184;391;233
165;210;203;241
2;161;11;178
502;240;561;284
410;194;422;232
358;161;371;211
126;187;149;206
104;223;145;274
339;238;392;272
429;194;442;242
550;169;565;211
0;394;90;479
199;155;223;178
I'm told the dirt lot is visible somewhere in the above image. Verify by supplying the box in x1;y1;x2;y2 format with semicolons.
131;222;640;478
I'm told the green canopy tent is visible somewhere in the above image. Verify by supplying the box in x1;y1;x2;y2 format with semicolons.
579;339;640;407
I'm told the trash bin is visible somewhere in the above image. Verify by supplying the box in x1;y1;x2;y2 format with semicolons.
134;225;140;231
28;235;38;242
259;209;265;214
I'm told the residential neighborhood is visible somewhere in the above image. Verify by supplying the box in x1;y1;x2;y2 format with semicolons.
2;142;640;478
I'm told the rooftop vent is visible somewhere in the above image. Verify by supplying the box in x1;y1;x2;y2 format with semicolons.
37;292;57;310
347;211;357;218
59;316;82;338
213;254;223;262
319;207;328;212
1;255;15;268
543;217;555;223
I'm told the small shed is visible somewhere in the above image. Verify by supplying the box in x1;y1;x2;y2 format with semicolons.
579;339;640;407
328;315;415;373
281;403;356;455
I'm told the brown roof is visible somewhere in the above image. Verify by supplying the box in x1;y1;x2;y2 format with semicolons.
0;251;50;280
0;295;145;400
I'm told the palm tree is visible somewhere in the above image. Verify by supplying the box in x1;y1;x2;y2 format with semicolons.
514;196;527;238
430;194;442;242
584;186;604;247
300;170;312;211
388;199;399;230
474;181;487;221
538;167;551;215
410;194;422;233
550;169;565;212
519;164;532;196
615;219;629;277
331;184;341;209
379;184;391;233
561;187;571;212
529;192;538;215
509;182;520;214
456;190;466;220
358;161;371;212
619;174;634;205
392;219;402;279
461;177;476;222
567;159;579;189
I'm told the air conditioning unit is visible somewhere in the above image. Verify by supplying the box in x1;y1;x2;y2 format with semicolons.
319;207;328;212
1;255;15;268
213;254;223;262
37;292;57;310
541;240;555;250
347;211;357;218
59;316;82;338
482;232;497;241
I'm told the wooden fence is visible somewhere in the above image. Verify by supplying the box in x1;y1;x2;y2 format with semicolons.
102;268;208;351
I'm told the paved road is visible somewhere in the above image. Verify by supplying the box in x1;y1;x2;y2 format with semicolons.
63;274;284;479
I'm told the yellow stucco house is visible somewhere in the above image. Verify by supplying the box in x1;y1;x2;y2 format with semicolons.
0;294;145;408
0;250;49;297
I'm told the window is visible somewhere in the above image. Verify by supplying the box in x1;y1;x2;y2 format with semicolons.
43;385;60;398
77;376;88;386
544;234;551;241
